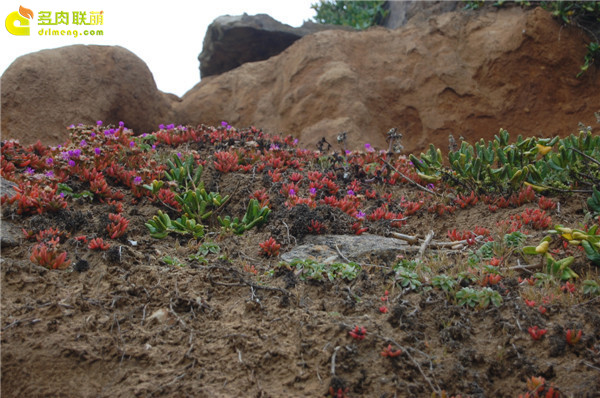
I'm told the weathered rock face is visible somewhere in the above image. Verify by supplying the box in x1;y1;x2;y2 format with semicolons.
382;0;459;29
1;45;176;145
178;7;599;153
199;14;350;78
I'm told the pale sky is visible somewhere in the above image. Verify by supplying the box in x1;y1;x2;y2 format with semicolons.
0;1;317;96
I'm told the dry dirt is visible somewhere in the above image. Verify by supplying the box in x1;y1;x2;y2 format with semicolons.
1;130;600;397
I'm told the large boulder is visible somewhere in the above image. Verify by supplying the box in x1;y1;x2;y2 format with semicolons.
1;45;176;145
199;13;351;77
177;7;600;153
382;0;459;29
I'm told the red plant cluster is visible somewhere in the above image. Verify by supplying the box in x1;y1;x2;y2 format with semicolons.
511;209;552;230
484;186;537;211
537;196;556;211
520;376;560;398
259;237;281;257
565;329;582;346
88;237;110;250
213;151;240;173
480;273;502;286
454;191;478;208
30;237;70;269
368;205;404;227
251;189;270;208
381;344;402;358
107;213;129;239
528;326;548;340
2;181;67;215
348;325;366;340
307;220;327;234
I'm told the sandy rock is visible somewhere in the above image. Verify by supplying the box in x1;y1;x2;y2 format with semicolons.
177;7;599;153
1;45;176;146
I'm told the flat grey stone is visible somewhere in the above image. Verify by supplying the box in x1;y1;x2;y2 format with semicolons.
281;234;413;264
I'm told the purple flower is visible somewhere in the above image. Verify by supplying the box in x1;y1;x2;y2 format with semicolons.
177;152;182;158
293;139;298;145
45;170;55;178
119;121;125;127
345;150;351;156
221;121;228;127
104;129;112;136
427;183;435;190
288;189;296;197
90;132;96;138
24;167;35;175
159;124;165;130
59;192;65;198
94;148;101;155
68;124;75;129
356;211;365;219
365;143;375;152
129;141;135;148
133;176;142;185
347;189;355;196
96;120;103;126
68;160;76;167
46;158;53;165
69;149;81;158
152;144;156;150
167;123;175;130
142;133;147;137
80;139;87;147
309;187;317;195
270;144;280;151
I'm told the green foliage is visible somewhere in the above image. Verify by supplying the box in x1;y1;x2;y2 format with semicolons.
523;235;578;280
311;0;388;30
162;255;185;267
587;185;600;218
411;128;600;194
541;1;600;24
504;231;529;248
218;199;271;235
553;224;600;266
164;153;204;191
456;286;503;309
395;268;422;291
582;279;600;295
196;241;221;257
281;259;361;281
577;41;600;77
57;183;94;200
176;187;229;223
145;210;205;239
432;274;457;292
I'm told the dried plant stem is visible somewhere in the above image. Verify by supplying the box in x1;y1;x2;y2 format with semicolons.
418;230;435;259
381;159;442;197
330;346;340;376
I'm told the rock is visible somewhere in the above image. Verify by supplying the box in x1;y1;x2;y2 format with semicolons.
0;178;20;247
382;0;459;29
1;45;176;146
199;14;351;77
281;234;411;264
177;7;599;153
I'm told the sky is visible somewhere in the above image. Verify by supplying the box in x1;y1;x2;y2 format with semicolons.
0;1;317;97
